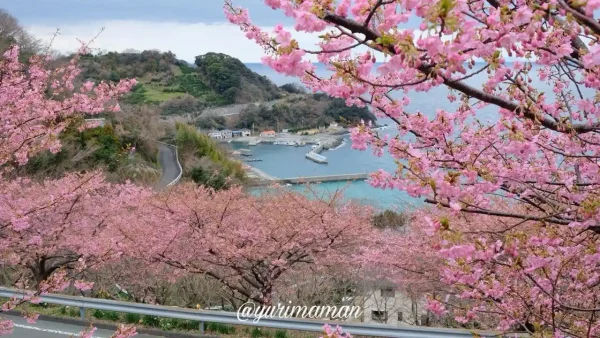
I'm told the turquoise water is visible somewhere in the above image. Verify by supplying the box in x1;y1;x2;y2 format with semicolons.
242;63;595;210
234;133;420;211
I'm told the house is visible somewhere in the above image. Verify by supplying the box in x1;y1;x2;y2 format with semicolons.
221;130;233;139
329;122;342;130
232;129;251;137
358;282;428;327
207;129;234;140
260;130;276;137
207;130;224;139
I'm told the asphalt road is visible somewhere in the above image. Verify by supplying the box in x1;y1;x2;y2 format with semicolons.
199;95;303;118
4;315;164;338
156;143;181;189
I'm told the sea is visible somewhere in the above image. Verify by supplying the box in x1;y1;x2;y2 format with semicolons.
241;62;594;211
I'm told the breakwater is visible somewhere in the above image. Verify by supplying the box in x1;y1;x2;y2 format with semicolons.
248;173;369;186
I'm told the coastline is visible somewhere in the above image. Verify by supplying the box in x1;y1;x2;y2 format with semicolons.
229;133;343;147
245;165;279;181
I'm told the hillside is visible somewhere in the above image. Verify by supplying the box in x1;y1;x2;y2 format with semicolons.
17;105;246;190
77;50;376;131
78;50;284;107
194;53;282;104
15;107;167;185
232;93;377;131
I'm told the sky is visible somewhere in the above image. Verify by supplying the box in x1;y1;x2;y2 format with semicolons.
3;0;291;63
2;0;422;63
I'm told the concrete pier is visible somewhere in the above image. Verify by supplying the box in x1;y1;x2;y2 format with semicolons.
249;173;369;186
305;151;327;164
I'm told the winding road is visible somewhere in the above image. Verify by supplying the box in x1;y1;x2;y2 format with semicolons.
156;143;182;189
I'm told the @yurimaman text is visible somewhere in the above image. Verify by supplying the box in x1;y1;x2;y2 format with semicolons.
236;302;363;323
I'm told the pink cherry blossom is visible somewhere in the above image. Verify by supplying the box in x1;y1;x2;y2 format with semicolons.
117;184;374;305
227;0;600;334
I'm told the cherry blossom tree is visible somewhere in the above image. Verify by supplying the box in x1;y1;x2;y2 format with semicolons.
403;202;600;336
118;184;374;305
0;43;137;335
225;0;600;336
224;0;600;230
0;44;135;171
87;258;179;305
0;172;148;287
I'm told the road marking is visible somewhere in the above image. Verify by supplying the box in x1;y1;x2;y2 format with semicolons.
14;324;102;337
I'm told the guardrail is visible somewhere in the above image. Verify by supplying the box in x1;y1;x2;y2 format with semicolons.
156;141;183;188
0;287;527;338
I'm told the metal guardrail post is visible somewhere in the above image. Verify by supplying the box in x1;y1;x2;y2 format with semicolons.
199;320;204;334
79;307;85;320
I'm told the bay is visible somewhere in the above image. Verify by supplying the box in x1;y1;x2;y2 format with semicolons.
241;62;594;211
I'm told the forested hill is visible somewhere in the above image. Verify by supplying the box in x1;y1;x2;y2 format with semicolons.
76;50;377;130
195;53;281;104
77;50;284;107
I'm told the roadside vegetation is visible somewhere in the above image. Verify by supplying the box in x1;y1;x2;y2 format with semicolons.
173;123;246;190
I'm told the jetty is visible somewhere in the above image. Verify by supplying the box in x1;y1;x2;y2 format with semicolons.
249;173;369;186
305;151;327;164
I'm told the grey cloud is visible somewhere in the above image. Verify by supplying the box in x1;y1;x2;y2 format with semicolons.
2;0;292;25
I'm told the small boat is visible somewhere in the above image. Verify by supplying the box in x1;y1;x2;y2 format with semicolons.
245;158;262;162
239;149;253;156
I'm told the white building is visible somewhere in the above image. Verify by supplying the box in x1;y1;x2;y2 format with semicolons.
337;281;428;327
232;129;251;137
208;130;233;140
359;284;428;326
221;130;233;139
208;131;224;139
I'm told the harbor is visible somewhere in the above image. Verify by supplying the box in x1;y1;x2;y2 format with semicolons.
231;134;342;165
224;121;417;209
230;134;343;148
